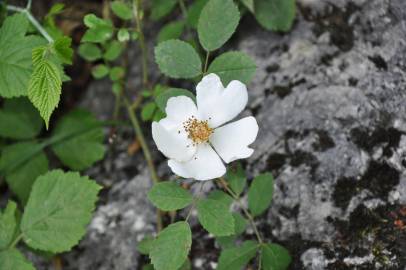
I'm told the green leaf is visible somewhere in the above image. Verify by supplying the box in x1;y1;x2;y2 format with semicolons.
109;66;125;81
208;51;257;85
0;142;48;204
0;98;43;139
233;213;248;235
150;0;177;21
197;0;240;51
248;173;274;216
240;0;254;12
150;221;192;270
21;170;101;253
148;182;193;211
51;109;105;171
141;102;157;121
253;0;296;32
111;1;133;20
117;28;130;42
53;36;73;65
82;26;114;43
0;14;46;97
186;0;208;28
216;236;236;249
28;59;62;129
153;109;166;122
207;190;233;208
142;264;154;270
155;88;196;112
78;43;102;61
154;39;202;79
261;243;292;270
103;40;124;61
225;162;246;196
197;198;234;236
137;236;154;255
92;64;109;79
0;201;18;249
0;249;35;270
84;14;112;28
157;21;184;43
217;240;258;270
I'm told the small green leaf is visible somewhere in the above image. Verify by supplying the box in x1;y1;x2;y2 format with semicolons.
103;40;124;61
150;0;177;21
84;14;113;28
197;198;234;236
78;43;102;61
0;249;35;270
28;59;62;129
148;182;193;211
0;98;43;139
217;240;258;270
207;190;233;208
117;28;130;42
0;201;18;249
153;110;165;122
21;170;101;253
51;109;105;171
109;66;125;81
154;39;202;79
225;162;246;196
82;16;113;43
198;0;240;51
157;21;184;43
53;36;73;65
253;0;296;32
141;102;157;121
208;51;257;85
186;0;208;28
233;213;248;235
248;173;274;216
261;243;292;270
92;64;109;79
137;236;154;255
111;1;133;20
150;221;192;270
112;82;122;95
216;236;236;249
155;88;196;112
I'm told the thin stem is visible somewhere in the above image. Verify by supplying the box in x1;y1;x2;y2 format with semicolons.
218;178;263;244
133;0;149;87
8;233;23;249
257;248;263;270
178;0;188;19
185;182;205;222
26;0;32;10
203;51;210;74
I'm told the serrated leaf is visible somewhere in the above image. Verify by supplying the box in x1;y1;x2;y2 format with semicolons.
261;243;292;270
197;0;240;51
137;236;154;255
248;173;274;216
111;1;133;20
150;221;191;270
225;162;246;196
92;64;109;79
216;213;247;249
217;240;258;270
51;109;105;171
208;51;256;85
155;88;196;112
154;39;202;79
0;142;48;204
0;201;18;249
0;98;43;139
197;198;234;236
28;59;62;129
103;40;124;61
117;28;130;42
148;182;193;211
157;21;184;43
21;170;101;253
0;249;35;270
53;36;73;65
0;14;46;97
150;0;177;21
141;102;157;121
78;43;102;61
186;0;208;28
254;0;296;32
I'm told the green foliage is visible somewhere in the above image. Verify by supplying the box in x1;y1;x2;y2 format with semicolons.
109;66;125;81
240;0;254;12
118;28;130;42
78;43;102;61
197;0;240;51
225;162;246;196
137;236;155;255
207;190;233;207
150;0;177;21
155;88;196;112
261;243;292;270
148;182;193;211
20;170;101;253
186;0;208;28
157;21;185;43
217;240;258;270
154;39;202;78
82;14;113;43
0;201;18;249
92;64;109;79
248;173;274;216
150;221;192;270
197;197;235;236
233;213;248;235
208;51;257;85
253;0;296;32
141;102;157;121
0;98;43;140
53;36;73;65
111;1;133;20
51;109;105;171
103;40;124;61
0;249;35;270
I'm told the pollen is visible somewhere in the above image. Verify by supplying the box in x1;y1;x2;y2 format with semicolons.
183;116;213;144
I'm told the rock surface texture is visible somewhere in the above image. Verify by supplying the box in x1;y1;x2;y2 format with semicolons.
30;0;406;269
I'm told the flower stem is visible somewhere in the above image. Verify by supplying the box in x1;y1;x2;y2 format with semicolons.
8;233;23;249
218;177;263;244
185;182;205;222
203;51;210;74
133;0;149;87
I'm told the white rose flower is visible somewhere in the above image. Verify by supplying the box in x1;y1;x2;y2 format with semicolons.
151;73;259;181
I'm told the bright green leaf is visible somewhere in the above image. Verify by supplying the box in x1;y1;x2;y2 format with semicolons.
0;249;35;270
233;213;248;235
109;66;125;81
84;14;112;28
137;236;154;255
21;170;101;253
82;26;113;43
103;40;124;61
217;240;258;270
141;102;157;121
152;109;165;121
51;109;105;171
197;198;234;236
155;88;196;112
207;190;233;208
208;51;257;85
225;162;246;196
117;28;130;42
150;0;177;21
154;39;202;79
261;243;292;270
53;36;73;65
92;64;109;79
0;201;18;249
157;21;184;43
248;173;274;216
198;0;240;51
148;182;193;211
111;1;133;20
78;43;102;61
150;221;192;270
253;0;296;32
186;0;208;28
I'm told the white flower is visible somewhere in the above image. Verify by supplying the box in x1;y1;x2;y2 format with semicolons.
151;73;259;181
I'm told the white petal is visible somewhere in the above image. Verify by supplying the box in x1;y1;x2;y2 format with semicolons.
152;122;196;162
168;144;226;181
164;96;198;127
210;116;258;163
196;74;248;128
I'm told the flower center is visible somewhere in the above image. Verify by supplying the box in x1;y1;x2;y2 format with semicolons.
183;116;213;144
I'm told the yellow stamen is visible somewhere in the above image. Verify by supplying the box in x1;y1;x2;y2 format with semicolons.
183;116;213;144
